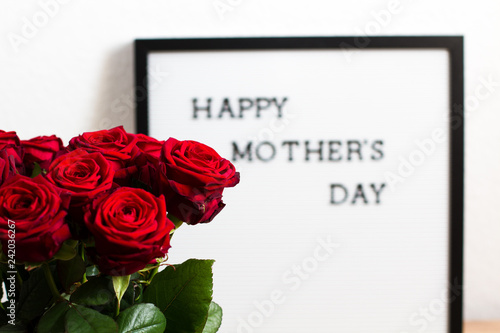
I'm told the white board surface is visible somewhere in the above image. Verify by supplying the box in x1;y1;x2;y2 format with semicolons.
148;48;450;333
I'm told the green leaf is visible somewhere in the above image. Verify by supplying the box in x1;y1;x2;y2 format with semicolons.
86;265;100;277
30;162;42;178
167;214;184;230
16;266;54;322
112;275;130;311
70;276;115;307
202;302;223;333
130;178;153;193
0;305;8;327
64;304;118;333
38;302;120;333
116;303;166;333
53;242;77;261
37;301;71;333
65;239;79;248
143;259;214;333
120;281;141;312
0;323;27;331
57;255;86;293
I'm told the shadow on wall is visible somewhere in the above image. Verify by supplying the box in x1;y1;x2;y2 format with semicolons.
92;43;135;133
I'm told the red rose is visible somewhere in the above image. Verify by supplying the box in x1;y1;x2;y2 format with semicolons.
136;133;164;162
21;135;64;171
84;188;174;276
68;126;139;171
45;149;114;209
133;134;165;191
0;150;16;186
0;175;72;262
159;138;239;224
0;130;23;168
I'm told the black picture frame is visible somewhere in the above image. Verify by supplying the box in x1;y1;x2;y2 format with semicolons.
135;36;464;332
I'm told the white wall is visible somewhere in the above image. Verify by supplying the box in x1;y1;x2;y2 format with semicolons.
1;0;499;321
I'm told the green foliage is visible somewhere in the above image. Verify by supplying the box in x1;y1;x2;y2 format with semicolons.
167;214;184;230
30;162;42;178
37;301;71;333
16;266;54;323
0;323;27;331
57;255;86;293
112;275;131;311
116;303;166;333
143;259;215;333
12;258;221;333
130;178;153;193
65;304;118;333
70;276;115;308
52;242;77;261
120;281;142;311
38;301;119;333
202;302;223;333
0;306;8;327
86;265;100;277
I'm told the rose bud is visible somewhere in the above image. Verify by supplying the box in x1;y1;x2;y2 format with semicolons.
84;187;175;276
68;126;139;174
45;149;114;209
0;130;24;171
132;134;165;192
0;175;72;262
0;150;17;186
21;135;64;173
158;138;239;225
135;133;164;162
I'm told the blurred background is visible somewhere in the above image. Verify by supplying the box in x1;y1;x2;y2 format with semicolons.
0;0;498;321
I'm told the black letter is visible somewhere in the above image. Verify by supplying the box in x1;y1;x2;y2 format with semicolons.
218;98;235;118
328;141;342;161
305;141;323;161
351;184;368;204
193;98;212;119
256;98;271;118
330;184;348;204
255;141;276;162
347;140;362;161
370;183;385;204
239;98;254;118
232;142;252;161
272;97;288;118
282;141;299;161
371;140;384;160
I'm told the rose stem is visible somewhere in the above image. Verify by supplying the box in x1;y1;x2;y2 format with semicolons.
148;266;159;283
15;267;23;288
42;263;63;301
79;242;87;284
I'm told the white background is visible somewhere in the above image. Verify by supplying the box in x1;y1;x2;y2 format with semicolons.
0;0;499;323
149;49;451;332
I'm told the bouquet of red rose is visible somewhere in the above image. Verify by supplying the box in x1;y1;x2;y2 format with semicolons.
0;126;239;332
